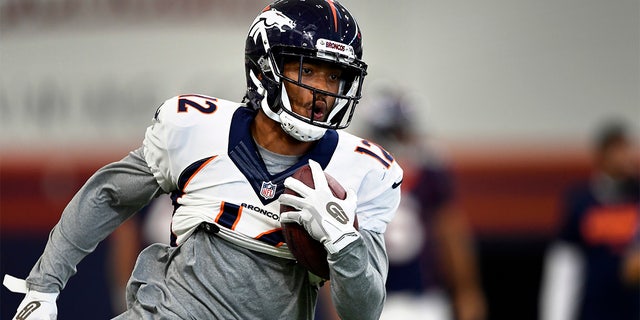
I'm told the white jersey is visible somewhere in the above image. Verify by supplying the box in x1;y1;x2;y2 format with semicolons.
143;94;403;259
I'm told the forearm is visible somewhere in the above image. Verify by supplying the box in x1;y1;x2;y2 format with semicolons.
26;148;162;293
328;230;388;320
437;208;486;320
438;209;482;293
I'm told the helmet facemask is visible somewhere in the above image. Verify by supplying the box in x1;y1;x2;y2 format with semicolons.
261;47;366;141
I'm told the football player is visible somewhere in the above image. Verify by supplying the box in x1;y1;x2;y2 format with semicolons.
4;0;403;319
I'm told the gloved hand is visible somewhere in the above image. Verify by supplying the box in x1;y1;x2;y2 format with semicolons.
4;275;58;320
13;290;58;320
279;160;360;254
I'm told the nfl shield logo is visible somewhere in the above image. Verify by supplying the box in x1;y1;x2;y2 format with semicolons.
260;181;277;200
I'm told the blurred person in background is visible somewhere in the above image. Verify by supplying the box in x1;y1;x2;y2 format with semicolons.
356;86;486;320
540;121;640;320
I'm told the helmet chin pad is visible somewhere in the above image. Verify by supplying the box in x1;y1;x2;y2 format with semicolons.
279;111;327;142
276;84;327;142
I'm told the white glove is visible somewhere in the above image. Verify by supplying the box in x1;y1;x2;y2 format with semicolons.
279;160;360;254
4;275;58;320
13;290;58;320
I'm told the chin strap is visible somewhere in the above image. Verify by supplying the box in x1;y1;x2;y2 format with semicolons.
278;85;327;142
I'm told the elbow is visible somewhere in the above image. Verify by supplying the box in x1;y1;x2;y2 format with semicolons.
332;267;387;320
335;286;386;320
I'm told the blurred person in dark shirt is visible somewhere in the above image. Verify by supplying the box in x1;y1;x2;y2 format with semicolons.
357;87;486;320
540;121;640;320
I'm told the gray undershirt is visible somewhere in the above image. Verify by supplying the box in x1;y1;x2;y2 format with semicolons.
254;140;300;175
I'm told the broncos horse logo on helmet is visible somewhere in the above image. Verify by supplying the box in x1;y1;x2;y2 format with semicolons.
244;0;368;142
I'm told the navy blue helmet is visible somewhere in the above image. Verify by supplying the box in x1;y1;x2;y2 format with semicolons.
244;0;367;141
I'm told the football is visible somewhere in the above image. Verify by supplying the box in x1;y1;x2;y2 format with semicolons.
280;164;358;280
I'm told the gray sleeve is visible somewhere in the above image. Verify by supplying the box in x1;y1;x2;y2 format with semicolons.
327;229;388;320
26;147;164;293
